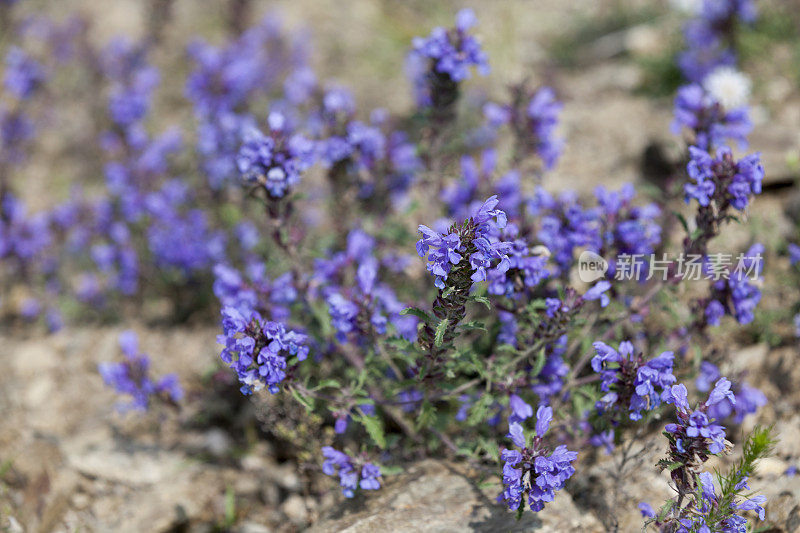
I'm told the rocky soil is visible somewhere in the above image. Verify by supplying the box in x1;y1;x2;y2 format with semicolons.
2;0;800;531
2;326;799;531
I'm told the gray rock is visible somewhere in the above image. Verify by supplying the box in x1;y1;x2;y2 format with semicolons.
766;491;800;533
239;521;273;533
753;474;800;532
64;431;187;486
281;494;309;525
202;428;234;458
309;460;604;533
265;462;301;492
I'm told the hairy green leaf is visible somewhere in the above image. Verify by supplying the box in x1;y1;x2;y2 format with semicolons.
435;318;450;347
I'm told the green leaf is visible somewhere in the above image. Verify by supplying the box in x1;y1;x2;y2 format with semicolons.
311;379;341;391
290;387;315;413
384;336;415;351
309;300;334;337
401;307;433;323
674;211;689;233
664;460;684;471
355;368;368;391
530;347;547;376
379;465;404;476
442;286;455;298
469;295;492;309
571;385;597;415
527;298;547;311
459;321;486;332
467;394;494;426
224;486;236;528
358;413;387;449
0;458;14;478
415;400;436;430
434;318;450;347
477;436;501;461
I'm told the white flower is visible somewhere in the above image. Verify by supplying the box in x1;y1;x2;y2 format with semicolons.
703;67;752;109
669;0;703;15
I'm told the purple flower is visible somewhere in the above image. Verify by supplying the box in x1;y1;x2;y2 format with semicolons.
483;101;510;128
677;0;755;85
705;300;725;326
684;146;763;211
509;394;533;424
507;421;526;448
535;405;552;436
197;112;256;189
789;243;800;266
398;389;423;413
147;207;225;276
486;226;550;297
417;196;512;290
531;337;570;403
672;84;751;150
360;463;382;491
590;430;614;455
497;311;518;346
707;380;767;423
696;361;721;392
185;16;308;115
664;382;730;455
284;67;317;104
3;47;46;99
677;468;766;530
237;112;315;198
218;306;309;395
322;447;381;498
595;185;662;276
334;414;348;434
707;243;764;326
416;226;462;289
407;9;489;108
98;331;183;411
591;341;676;420
584;281;611;308
526;87;564;169
736;495;766;520
0;107;35;165
706;377;735;407
441;152;488;220
327;292;360;342
500;417;577;513
530;188;601;275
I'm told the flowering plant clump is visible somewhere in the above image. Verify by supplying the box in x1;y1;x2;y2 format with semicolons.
322;447;382;498
484;86;564;171
672;83;751;151
98;331;183;412
236;111;315;199
684;146;763;211
218;306;309;395
591;341;676;421
650;383;773;532
407;8;489;117
678;0;756;83
0;2;788;530
500;407;577;513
